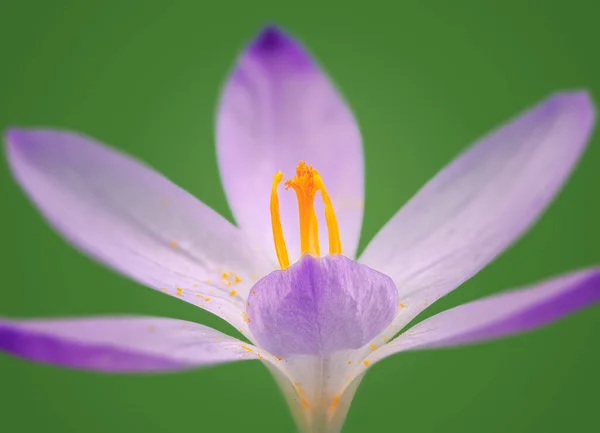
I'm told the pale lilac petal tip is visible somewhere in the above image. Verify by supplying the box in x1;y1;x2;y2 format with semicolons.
542;91;595;134
4;127;19;145
4;128;30;161
247;255;398;357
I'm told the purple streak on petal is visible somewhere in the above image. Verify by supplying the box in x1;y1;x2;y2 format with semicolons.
368;268;600;363
217;27;364;264
0;316;262;373
439;269;600;346
247;255;398;357
359;91;596;342
0;325;184;372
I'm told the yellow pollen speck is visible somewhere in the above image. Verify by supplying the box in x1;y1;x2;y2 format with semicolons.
275;356;282;361
215;337;220;341
176;287;183;296
195;293;204;298
222;272;229;279
241;345;253;353
252;290;256;295
363;360;370;366
230;289;237;296
331;395;341;408
346;375;351;381
251;273;257;280
399;302;405;308
234;275;242;283
205;298;210;302
369;344;377;350
239;329;244;333
347;361;352;364
204;279;211;284
160;287;167;292
170;241;177;247
301;398;310;408
257;353;263;359
226;281;233;287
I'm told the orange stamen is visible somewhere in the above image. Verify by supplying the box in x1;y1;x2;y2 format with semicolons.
270;171;290;269
313;172;341;255
269;161;342;269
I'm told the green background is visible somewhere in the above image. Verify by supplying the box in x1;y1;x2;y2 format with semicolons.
1;0;599;432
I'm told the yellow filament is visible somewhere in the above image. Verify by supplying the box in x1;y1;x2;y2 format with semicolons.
269;161;342;269
270;171;290;269
313;173;341;255
310;209;320;257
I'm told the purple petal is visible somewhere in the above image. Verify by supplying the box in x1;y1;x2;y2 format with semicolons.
216;26;364;263
0;316;270;372
247;255;398;357
359;92;596;343
5;129;273;332
367;268;600;364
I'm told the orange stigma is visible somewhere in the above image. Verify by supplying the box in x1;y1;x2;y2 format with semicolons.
270;161;342;269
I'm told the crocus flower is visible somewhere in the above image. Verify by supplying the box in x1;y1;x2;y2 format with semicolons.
1;25;599;433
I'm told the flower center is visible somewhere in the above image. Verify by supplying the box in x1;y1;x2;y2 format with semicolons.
270;161;341;269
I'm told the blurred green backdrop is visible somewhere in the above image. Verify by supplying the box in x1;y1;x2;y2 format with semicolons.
1;0;599;432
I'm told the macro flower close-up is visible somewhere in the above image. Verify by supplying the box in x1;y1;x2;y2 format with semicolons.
1;24;599;433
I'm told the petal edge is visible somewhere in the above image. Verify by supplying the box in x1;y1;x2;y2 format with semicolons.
0;316;268;372
367;267;600;364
